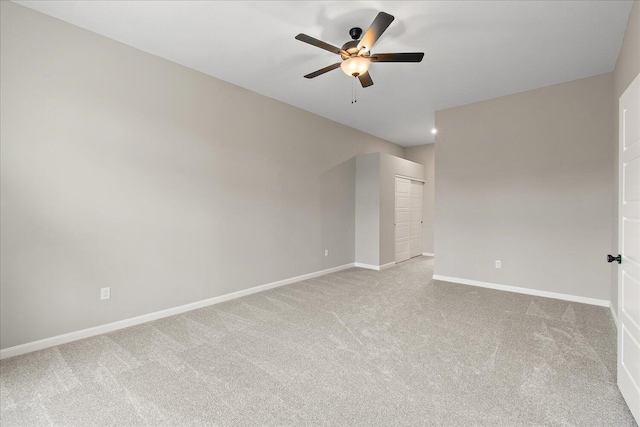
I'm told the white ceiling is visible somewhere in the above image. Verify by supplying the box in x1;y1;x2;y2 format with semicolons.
15;1;633;147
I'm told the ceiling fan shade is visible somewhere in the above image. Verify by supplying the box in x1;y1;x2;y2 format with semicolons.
340;56;371;77
296;11;423;89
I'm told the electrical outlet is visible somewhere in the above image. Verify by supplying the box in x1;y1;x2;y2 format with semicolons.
100;287;111;300
495;260;501;269
325;249;329;257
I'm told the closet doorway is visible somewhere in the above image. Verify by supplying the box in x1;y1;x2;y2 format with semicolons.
395;176;423;263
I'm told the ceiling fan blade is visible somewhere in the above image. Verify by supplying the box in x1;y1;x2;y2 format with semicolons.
296;33;344;55
304;62;342;79
358;72;373;88
370;53;424;63
357;12;395;52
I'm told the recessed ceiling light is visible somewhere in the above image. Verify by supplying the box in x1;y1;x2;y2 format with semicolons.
431;128;438;134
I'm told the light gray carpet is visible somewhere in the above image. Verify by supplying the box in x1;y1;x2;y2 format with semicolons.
1;257;636;426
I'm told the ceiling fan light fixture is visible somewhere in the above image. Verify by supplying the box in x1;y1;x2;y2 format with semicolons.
296;11;423;88
340;56;370;77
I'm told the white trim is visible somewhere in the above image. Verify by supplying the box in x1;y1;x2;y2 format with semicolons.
354;262;395;271
395;174;425;183
610;302;619;330
432;275;610;307
355;262;380;270
380;262;395;270
422;252;434;257
0;263;355;360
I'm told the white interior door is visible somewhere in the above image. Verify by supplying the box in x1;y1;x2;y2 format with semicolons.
410;181;424;258
618;72;640;423
395;177;411;263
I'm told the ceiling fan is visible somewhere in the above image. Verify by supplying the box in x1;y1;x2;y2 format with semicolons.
295;12;424;88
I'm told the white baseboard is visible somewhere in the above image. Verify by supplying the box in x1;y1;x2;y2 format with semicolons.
610;302;619;329
0;263;355;360
354;262;380;270
355;262;396;271
422;252;434;257
380;262;395;270
432;274;610;307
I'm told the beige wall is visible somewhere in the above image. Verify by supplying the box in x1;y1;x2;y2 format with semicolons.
612;0;640;316
355;154;381;266
434;73;615;301
614;1;640;99
0;2;404;349
404;144;435;254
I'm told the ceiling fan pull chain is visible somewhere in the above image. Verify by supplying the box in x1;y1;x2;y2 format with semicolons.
351;76;358;104
351;77;354;104
354;76;357;103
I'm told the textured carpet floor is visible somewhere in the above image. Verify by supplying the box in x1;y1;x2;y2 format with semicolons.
1;257;636;426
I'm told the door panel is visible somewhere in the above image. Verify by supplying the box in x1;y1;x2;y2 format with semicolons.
410;238;421;249
396;195;409;209
623;272;640;331
396;211;410;224
624;219;639;264
396;226;409;239
622;326;640;392
618;72;640;423
395;177;411;263
396;240;410;253
410;181;423;258
396;179;410;193
625;98;639;148
624;158;639;202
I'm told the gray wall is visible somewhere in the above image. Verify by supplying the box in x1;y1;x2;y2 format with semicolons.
434;73;615;301
0;2;404;349
404;144;435;255
611;0;640;316
355;154;381;267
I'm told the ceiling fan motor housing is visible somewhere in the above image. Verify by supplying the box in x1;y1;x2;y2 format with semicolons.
342;28;364;55
341;40;360;54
